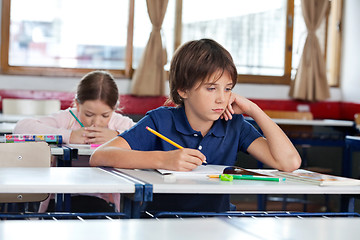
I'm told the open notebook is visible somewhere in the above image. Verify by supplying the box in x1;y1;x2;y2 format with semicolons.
276;169;360;186
156;165;224;177
156;165;278;178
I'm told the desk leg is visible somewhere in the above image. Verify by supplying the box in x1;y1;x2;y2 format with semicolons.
342;143;352;177
257;194;266;211
64;194;71;212
122;196;142;219
55;194;63;212
56;147;71;167
56;146;78;167
123;197;132;218
340;195;355;212
131;201;142;219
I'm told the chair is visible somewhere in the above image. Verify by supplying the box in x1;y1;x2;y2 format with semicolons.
2;98;61;115
0;142;51;205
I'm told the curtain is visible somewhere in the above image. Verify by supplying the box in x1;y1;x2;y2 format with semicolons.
289;0;330;101
131;0;168;96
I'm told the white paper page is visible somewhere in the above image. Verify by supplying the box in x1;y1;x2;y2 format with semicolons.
157;165;224;177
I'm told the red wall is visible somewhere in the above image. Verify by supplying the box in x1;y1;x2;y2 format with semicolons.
1;89;359;120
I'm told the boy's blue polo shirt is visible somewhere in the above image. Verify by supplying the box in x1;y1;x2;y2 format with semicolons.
121;106;262;212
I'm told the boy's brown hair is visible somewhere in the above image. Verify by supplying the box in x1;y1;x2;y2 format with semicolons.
169;39;237;106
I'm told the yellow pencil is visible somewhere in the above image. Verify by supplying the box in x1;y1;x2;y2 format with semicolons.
146;126;183;149
146;126;207;163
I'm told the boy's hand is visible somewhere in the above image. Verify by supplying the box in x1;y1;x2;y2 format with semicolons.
163;148;206;171
222;93;253;120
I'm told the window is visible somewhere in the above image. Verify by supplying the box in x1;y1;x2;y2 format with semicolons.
178;0;292;84
1;0;131;77
1;0;340;86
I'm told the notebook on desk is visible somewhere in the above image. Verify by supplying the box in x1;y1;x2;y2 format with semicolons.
156;165;223;177
276;169;360;186
156;165;277;178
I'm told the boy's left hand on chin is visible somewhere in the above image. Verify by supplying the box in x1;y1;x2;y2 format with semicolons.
221;93;251;120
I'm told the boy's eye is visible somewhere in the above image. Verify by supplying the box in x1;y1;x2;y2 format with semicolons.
102;114;110;118
225;88;232;92
85;113;93;117
207;87;216;91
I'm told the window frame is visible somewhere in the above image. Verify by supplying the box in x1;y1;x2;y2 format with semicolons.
0;0;339;86
0;0;135;78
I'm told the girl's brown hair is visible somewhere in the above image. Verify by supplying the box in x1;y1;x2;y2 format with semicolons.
76;70;119;110
169;39;237;106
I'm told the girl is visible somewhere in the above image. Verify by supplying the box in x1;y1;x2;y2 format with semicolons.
14;70;135;213
14;70;134;145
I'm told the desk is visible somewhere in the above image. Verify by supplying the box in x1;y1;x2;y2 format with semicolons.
66;144;96;155
50;144;96;167
225;217;360;240
0;123;16;134
270;118;354;127
0;114;29;123
116;166;360;214
51;144;95;156
0;114;31;134
0;218;250;240
1;217;360;240
245;116;354;127
246;117;357;176
0;167;145;218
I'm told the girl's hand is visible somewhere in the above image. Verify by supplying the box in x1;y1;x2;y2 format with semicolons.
69;128;89;144
82;126;118;144
222;93;254;121
162;148;206;171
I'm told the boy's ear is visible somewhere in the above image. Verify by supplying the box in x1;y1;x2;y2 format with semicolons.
177;89;188;99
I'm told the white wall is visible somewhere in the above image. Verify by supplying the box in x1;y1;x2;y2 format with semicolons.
340;0;360;103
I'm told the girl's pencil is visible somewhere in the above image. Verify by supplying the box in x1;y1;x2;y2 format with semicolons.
146;126;207;163
69;109;84;127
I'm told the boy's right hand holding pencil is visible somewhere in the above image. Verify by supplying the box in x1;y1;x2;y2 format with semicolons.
146;126;207;171
160;148;206;171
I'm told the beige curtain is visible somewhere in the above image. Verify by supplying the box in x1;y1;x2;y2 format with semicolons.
289;0;330;101
131;0;168;96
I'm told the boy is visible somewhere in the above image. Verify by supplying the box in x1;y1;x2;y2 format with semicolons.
90;39;301;212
